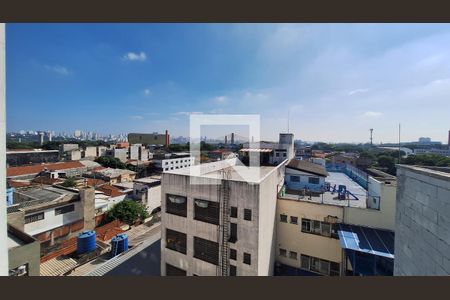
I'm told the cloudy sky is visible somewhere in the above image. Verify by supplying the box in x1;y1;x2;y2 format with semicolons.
6;24;450;143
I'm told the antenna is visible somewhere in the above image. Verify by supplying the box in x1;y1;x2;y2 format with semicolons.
287;110;290;133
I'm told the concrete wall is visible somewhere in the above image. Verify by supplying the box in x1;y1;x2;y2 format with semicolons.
0;23;7;275
344;177;396;231
80;188;96;231
8;229;40;276
84;146;97;158
277;199;343;268
394;166;450;275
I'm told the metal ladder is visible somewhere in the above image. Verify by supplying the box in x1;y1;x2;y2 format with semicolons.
217;169;231;276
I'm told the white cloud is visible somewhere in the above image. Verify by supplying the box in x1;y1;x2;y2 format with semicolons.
143;89;152;96
173;111;203;116
123;51;147;62
360;111;383;118
130;115;144;120
44;64;71;75
213;96;228;104
348;88;369;96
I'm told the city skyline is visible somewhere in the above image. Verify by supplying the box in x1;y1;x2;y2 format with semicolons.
6;24;450;143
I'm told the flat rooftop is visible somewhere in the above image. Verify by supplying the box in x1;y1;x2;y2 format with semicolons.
165;159;279;183
282;171;367;208
9;186;79;212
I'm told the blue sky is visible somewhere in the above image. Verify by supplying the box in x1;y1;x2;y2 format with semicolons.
6;24;450;143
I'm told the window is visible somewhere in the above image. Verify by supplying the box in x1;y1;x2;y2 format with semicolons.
194;199;219;225
280;248;287;257
166;194;187;217
290;175;300;182
166;229;187;254
230;249;237;260
302;219;311;232
55;204;74;216
230;206;238;218
280;214;288;223
276;153;280;157
312;220;321;234
25;212;44;224
290;216;298;225
166;263;186;276
283;153;287;157
321;222;331;237
309;177;320;184
243;209;252;221
300;254;340;276
289;251;298;260
230;265;237;276
243;253;251;265
194;237;219;266
229;223;238;243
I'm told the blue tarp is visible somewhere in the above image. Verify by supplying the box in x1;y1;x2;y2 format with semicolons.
337;223;395;259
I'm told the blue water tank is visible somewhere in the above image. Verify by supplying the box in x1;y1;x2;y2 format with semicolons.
6;188;15;207
77;230;97;254
111;233;129;257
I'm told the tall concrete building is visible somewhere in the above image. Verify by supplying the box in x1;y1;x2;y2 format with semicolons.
394;165;450;275
128;130;170;147
160;158;286;276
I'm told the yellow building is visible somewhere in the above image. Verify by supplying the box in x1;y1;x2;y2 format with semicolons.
276;168;396;276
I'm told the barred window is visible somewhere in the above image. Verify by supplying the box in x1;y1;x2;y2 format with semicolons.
291;175;300;182
25;212;44;224
290;216;298;225
289;251;298;260
280;214;288;223
166;229;187;254
243;252;251;265
194;199;219;225
194;237;219;266
166;194;187;217
309;177;320;184
55;204;74;216
300;254;340;276
280;248;287;257
230;249;237;260
230;206;238;218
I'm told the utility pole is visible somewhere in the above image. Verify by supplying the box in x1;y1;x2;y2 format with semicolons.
398;123;401;164
370;128;373;146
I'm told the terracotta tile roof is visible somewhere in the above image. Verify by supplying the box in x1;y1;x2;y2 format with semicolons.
7;161;85;177
86;178;106;187
96;184;125;197
31;176;64;185
8;179;31;188
92;166;107;171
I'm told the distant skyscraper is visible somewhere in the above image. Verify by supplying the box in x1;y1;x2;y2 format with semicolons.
74;130;81;138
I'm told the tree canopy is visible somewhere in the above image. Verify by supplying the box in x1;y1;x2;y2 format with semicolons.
106;200;149;225
95;156;127;169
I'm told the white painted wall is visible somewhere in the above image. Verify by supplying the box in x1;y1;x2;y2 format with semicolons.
285;168;325;192
24;202;84;236
160;157;195;172
0;23;8;276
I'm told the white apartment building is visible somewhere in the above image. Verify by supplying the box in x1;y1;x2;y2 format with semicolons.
158;157;195;172
160;158;286;276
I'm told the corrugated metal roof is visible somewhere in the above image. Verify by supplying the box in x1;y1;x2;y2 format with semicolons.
40;256;78;276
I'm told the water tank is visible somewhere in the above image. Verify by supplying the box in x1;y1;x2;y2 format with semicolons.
111;233;129;257
279;133;294;145
6;188;14;207
77;230;97;254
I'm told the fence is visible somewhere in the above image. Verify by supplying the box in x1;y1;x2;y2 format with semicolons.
326;162;369;190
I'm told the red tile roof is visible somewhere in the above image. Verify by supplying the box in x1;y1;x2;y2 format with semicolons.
7;161;85;177
8;179;31;188
96;184;125;197
86;178;106;187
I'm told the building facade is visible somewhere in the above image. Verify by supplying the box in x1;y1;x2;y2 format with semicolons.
394;165;450;275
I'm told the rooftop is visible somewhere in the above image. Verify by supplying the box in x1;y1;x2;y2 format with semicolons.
91;167;136;178
9;186;79;212
165;158;281;183
397;164;450;180
7;161;85;177
7;225;37;250
286;159;329;177
282;171;367;208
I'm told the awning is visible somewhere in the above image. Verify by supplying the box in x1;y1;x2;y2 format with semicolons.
337;223;394;259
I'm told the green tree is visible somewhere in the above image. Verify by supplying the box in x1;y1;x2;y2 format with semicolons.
95;156;127;169
106;200;149;225
61;177;76;187
377;155;397;175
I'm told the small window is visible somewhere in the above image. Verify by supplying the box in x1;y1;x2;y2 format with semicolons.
290;175;300;182
229;223;238;243
280;214;288;223
25;212;44;224
321;222;331;237
308;177;320;184
276;153;280;157
312;220;321;234
230;249;237;260
230;265;237;276
230;206;238;218
290;216;298;225
289;251;298;260
243;209;252;221
283;153;286;157
55;204;75;216
301;255;310;269
243;253;251;265
301;219;311;232
280;248;287;257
